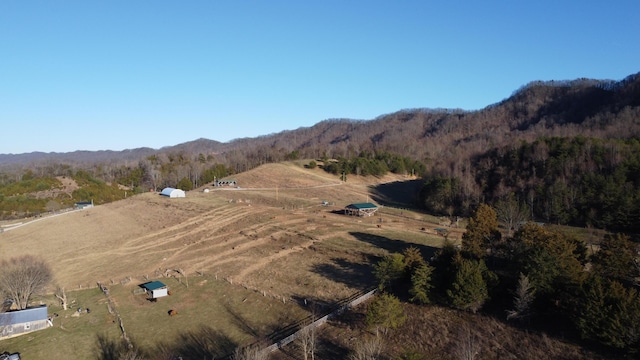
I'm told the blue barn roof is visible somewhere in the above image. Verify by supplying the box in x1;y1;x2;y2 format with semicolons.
0;305;48;325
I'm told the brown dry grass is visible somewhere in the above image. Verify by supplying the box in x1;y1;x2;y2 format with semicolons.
308;303;608;360
0;162;607;359
0;163;441;303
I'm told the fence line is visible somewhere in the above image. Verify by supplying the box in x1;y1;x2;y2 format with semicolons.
70;274;375;358
220;287;377;359
265;287;376;353
97;282;132;349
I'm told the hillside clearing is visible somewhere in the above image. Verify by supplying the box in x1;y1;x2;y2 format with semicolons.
0;163;443;302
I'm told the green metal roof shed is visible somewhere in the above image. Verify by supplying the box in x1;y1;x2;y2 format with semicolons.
140;281;169;299
345;203;379;217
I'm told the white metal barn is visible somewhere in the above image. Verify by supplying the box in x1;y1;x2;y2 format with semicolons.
160;187;186;198
141;281;169;299
0;305;51;340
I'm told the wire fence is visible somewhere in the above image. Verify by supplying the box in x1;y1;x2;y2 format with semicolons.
219;287;377;359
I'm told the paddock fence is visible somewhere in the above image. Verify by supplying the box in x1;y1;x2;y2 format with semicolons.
222;287;377;359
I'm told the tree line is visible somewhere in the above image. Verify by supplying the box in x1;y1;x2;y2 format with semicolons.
372;204;640;355
419;136;640;233
315;151;427;178
0;153;234;219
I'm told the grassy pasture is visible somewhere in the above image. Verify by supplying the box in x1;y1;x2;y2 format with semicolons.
0;163;611;359
1;275;308;359
1;163;447;358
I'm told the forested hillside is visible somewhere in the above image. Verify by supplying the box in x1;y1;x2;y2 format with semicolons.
1;72;639;230
420;137;640;232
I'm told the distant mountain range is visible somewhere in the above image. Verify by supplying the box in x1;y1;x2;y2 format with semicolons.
1;71;638;172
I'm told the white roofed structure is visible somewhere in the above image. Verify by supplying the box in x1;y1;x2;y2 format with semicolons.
160;188;186;198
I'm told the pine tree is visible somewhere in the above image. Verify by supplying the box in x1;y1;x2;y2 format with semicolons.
510;223;586;298
365;293;406;335
177;177;193;191
373;253;406;292
576;276;640;351
402;246;426;274
409;264;434;305
462;204;500;258
446;257;492;313
591;233;637;282
365;294;407;334
506;273;535;321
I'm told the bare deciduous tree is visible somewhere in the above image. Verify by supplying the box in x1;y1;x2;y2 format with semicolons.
454;326;480;360
296;323;317;360
349;334;384;360
495;194;529;237
55;286;68;310
0;255;52;309
232;344;268;360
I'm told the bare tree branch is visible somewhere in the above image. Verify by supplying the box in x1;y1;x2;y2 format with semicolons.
0;255;52;310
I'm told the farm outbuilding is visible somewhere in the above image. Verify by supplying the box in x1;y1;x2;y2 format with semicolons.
140;281;169;299
74;200;94;209
160;188;186;198
214;179;237;187
345;203;379;217
0;305;51;340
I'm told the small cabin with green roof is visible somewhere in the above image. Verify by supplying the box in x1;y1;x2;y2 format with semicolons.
345;203;379;217
140;281;169;299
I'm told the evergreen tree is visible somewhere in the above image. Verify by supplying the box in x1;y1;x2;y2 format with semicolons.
462;203;501;258
409;264;434;305
177;177;193;191
576;276;640;351
509;223;586;306
365;293;406;334
591;233;637;282
402;247;426;278
446;256;493;313
419;176;464;216
506;273;535;321
373;253;406;292
430;240;459;296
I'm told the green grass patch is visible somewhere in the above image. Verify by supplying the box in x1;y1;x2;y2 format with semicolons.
1;275;308;359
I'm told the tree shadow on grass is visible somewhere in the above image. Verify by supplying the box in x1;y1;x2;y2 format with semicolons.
311;257;378;291
222;299;302;348
315;335;352;360
349;231;439;261
368;179;424;208
309;233;439;295
95;333;133;360
222;301;260;338
96;333;166;360
170;325;238;359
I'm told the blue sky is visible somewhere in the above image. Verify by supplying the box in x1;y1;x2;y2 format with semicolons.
1;1;639;154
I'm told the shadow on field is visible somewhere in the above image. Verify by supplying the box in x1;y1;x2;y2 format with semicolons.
168;325;238;359
96;326;239;360
349;231;439;261
223;302;260;338
369;179;423;208
310;233;439;293
96;334;135;360
311;257;377;291
223;299;302;345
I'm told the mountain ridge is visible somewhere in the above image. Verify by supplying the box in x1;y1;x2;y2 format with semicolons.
1;71;638;169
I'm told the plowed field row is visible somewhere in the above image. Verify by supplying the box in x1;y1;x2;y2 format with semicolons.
0;164;444;303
